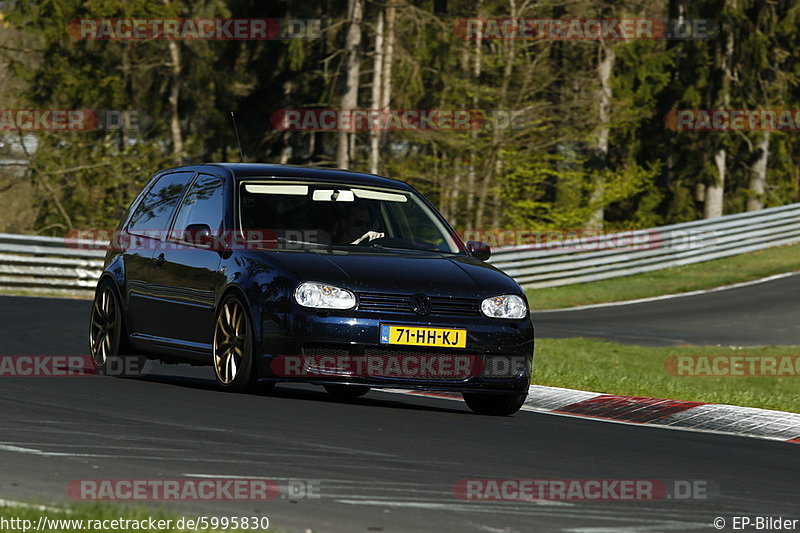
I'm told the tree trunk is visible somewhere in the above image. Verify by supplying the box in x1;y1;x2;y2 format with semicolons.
337;0;364;169
378;2;396;170
280;81;293;164
694;182;706;202
589;42;615;229
121;42;131;149
167;40;184;162
162;0;183;162
449;159;463;227
466;1;482;218
705;0;735;218
746;131;770;211
279;131;291;164
369;12;384;174
475;2;515;229
705;149;725;218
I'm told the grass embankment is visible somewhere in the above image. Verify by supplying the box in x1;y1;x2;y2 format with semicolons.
527;243;800;310
533;338;800;413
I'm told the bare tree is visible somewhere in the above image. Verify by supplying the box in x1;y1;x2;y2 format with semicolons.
378;2;397;170
704;0;736;219
163;0;184;162
337;0;365;169
588;41;615;228
369;11;384;174
746;131;769;211
466;1;483;218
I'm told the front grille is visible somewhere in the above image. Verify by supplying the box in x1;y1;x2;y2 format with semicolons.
301;345;350;357
357;292;479;316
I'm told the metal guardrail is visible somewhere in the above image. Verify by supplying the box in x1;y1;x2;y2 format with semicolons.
490;202;800;289
1;202;799;296
0;233;104;296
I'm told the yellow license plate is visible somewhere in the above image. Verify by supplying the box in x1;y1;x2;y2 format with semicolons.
379;325;467;348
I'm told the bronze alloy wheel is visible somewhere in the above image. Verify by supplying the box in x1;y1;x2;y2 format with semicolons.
213;296;254;390
89;285;118;368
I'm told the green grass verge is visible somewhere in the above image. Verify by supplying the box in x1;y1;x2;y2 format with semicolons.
0;288;93;300
533;338;800;413
527;243;800;310
0;502;276;532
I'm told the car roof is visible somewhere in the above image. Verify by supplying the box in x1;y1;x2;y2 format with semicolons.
160;163;414;191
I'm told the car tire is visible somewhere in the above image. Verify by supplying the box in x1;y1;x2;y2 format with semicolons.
88;280;132;376
462;392;527;416
324;384;371;400
213;294;257;393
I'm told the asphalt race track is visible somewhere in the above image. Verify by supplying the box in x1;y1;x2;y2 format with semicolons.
535;273;800;346
0;288;798;533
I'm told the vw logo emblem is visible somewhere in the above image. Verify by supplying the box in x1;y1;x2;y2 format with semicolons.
411;293;431;316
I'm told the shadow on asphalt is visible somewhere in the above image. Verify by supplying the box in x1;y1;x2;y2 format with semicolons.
130;371;470;415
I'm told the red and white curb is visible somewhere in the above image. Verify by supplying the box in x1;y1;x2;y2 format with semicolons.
387;385;800;444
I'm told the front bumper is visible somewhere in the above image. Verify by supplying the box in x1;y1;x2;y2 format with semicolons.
255;308;534;393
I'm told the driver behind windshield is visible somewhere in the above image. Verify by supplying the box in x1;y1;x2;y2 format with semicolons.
335;203;385;245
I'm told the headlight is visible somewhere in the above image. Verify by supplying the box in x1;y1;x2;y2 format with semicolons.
481;294;527;319
294;282;356;309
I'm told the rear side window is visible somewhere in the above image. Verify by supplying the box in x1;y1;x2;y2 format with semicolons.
172;174;225;234
128;171;194;236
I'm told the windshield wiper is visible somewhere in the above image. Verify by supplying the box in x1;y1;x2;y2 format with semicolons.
247;238;329;248
366;242;446;254
275;237;330;247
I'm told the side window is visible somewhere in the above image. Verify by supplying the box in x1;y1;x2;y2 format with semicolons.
387;199;449;251
128;171;194;236
171;174;225;236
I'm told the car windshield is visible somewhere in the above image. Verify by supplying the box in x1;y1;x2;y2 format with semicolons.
238;180;460;253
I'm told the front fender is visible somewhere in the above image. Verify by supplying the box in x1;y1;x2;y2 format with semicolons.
216;251;298;368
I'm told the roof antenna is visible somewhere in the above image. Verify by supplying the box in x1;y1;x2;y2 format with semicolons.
230;111;245;162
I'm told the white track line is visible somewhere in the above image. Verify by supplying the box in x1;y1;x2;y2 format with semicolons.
0;444;109;458
536;272;799;312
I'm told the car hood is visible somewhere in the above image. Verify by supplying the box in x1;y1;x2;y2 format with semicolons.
265;249;522;298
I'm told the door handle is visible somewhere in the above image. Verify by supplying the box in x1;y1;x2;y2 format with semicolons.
153;253;166;269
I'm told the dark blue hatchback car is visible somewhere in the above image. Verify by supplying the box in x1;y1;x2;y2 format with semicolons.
89;164;534;415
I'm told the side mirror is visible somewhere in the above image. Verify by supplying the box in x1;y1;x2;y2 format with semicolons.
466;240;491;261
184;223;214;247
